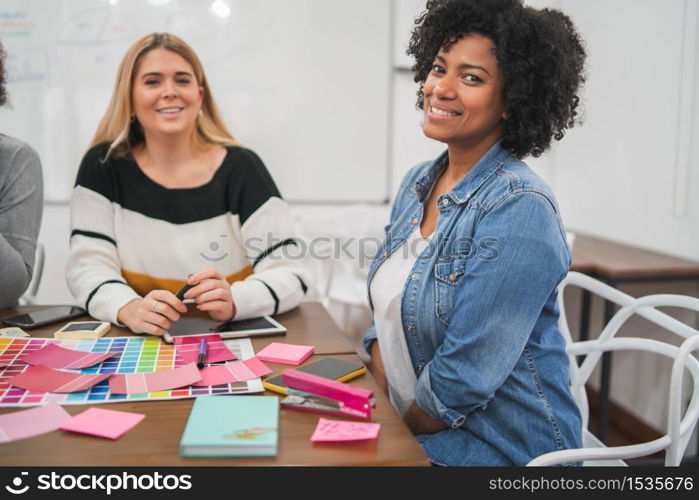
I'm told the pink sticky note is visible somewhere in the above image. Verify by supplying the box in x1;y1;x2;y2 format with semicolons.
9;365;112;393
310;417;381;442
176;340;236;365
21;343;116;369
60;407;145;439
256;342;314;366
0;403;71;443
192;357;272;386
109;363;201;394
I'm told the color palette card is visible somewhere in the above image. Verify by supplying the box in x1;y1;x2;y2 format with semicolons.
176;340;236;365
256;342;314;366
9;365;112;393
60;407;145;439
310;418;381;442
0;403;71;443
21;343;116;369
109;363;201;394
193;357;271;386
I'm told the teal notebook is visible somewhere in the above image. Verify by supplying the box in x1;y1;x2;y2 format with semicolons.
179;395;279;457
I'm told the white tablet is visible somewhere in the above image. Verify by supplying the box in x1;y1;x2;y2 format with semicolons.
163;315;286;344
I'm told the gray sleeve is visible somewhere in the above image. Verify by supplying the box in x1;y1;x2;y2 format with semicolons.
0;138;44;308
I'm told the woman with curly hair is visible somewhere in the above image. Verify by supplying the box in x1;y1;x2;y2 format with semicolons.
0;41;43;308
363;0;586;465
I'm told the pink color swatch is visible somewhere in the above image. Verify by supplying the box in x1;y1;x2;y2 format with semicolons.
172;334;222;345
193;357;272;386
109;363;201;394
0;403;71;443
20;343;116;369
9;365;112;393
59;407;145;439
176;340;236;365
256;342;315;366
310;417;381;442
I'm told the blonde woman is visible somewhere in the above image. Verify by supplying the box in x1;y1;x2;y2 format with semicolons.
66;33;306;335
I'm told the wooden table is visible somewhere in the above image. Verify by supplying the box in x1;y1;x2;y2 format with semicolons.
569;233;699;444
0;303;429;466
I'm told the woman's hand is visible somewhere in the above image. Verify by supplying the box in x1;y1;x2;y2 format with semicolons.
367;341;389;395
404;401;448;436
184;268;237;322
117;290;187;336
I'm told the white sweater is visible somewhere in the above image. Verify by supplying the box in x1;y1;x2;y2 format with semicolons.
66;143;307;324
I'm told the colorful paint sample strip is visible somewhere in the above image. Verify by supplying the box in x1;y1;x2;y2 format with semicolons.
0;403;71;443
192;357;272;386
109;363;201;395
8;365;112;393
176;340;236;365
20;343;116;370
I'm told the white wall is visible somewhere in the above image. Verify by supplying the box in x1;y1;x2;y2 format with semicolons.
551;0;699;261
0;0;393;203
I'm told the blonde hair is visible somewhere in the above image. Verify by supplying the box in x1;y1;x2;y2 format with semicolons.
91;32;237;156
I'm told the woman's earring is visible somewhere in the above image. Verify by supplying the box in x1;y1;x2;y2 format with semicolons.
502;112;509;120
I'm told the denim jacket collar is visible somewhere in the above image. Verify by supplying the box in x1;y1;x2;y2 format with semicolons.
414;140;513;205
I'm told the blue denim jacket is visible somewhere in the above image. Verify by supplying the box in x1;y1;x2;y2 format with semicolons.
364;141;582;466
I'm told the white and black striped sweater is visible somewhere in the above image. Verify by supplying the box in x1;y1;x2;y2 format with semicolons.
66;143;307;325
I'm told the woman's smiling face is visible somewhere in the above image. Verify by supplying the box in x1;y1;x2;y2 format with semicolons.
422;34;506;151
131;48;203;140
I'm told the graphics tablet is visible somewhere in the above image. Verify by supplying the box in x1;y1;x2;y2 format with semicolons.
163;313;286;343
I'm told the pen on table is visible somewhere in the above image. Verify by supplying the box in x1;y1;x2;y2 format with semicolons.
197;338;208;369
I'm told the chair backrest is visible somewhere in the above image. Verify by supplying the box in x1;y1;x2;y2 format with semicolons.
528;271;699;466
19;242;45;306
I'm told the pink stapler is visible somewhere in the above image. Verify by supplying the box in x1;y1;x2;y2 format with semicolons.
280;369;375;420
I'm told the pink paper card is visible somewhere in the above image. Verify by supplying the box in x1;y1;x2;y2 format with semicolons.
9;365;112;393
20;343;116;369
60;407;145;440
256;342;314;366
0;403;71;443
310;417;381;442
109;363;201;394
172;334;222;345
192;357;272;386
176;340;236;365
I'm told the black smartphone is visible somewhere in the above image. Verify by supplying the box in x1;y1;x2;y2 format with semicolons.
2;306;87;330
262;357;367;395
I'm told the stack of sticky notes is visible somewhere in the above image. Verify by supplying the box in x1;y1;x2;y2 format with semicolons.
310;418;381;442
60;407;145;439
256;342;314;366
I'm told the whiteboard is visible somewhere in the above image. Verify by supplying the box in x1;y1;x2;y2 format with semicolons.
0;0;391;203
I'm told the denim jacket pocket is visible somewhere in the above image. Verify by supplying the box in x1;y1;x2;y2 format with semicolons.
434;257;467;326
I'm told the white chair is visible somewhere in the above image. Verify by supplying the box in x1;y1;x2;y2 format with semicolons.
528;271;699;466
19;242;45;306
